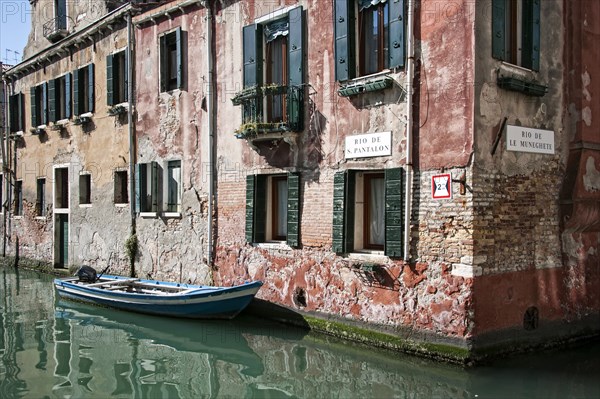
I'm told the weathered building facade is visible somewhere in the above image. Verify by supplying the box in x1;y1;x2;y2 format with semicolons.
2;0;599;360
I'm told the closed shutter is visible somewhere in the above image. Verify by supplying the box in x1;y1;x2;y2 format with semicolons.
491;0;506;61
134;164;141;214
521;0;540;71
151;161;159;213
48;79;56;122
288;6;304;87
388;0;405;69
42;83;48;125
88;64;95;113
287;172;300;248
73;69;80;116
332;170;355;254
160;34;167;92
384;168;404;258
31;87;38;127
242;24;263;88
245;175;255;243
124;48;129;102
17;93;25;131
176;27;183;89
106;54;114;105
65;73;71;119
334;0;356;81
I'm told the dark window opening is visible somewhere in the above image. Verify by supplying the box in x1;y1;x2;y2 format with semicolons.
358;2;389;76
114;171;128;204
265;34;288;123
107;50;128;106
79;174;91;205
15;181;23;216
37;178;46;216
55;168;69;209
160;28;183;92
363;173;385;250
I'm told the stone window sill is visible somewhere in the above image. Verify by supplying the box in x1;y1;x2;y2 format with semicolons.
140;212;158;219
253;242;292;251
79;204;92;208
346;251;388;264
115;203;129;208
162;212;181;218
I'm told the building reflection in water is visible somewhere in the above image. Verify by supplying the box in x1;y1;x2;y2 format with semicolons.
2;267;598;398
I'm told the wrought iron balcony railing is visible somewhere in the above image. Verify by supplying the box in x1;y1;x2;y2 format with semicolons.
231;85;304;139
43;16;70;42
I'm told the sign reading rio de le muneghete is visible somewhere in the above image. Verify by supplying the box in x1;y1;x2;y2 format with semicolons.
506;125;555;155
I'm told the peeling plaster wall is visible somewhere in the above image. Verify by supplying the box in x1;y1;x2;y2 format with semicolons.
213;0;476;340
133;4;211;284
6;23;133;274
470;0;600;342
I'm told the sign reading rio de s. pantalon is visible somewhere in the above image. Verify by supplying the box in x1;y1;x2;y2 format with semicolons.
432;174;452;200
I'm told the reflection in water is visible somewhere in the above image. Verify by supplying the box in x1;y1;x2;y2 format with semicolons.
0;267;599;398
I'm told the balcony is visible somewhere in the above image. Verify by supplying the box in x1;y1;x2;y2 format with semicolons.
43;16;70;42
231;85;304;141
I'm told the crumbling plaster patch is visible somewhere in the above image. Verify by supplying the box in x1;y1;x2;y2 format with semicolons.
583;156;600;192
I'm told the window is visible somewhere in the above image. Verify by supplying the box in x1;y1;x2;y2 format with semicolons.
246;173;300;247
79;174;91;205
166;160;181;212
334;0;405;81
55;167;69;209
30;83;48;127
54;0;67;30
0;174;3;213
492;0;541;71
114;171;128;204
332;168;404;257
15;180;23;216
239;6;304;131
36;178;46;216
107;49;128;105
9;93;25;133
48;74;72;122
73;64;95;115
136;162;159;213
160;28;183;92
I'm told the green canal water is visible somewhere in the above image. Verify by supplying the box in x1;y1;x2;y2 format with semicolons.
1;267;599;399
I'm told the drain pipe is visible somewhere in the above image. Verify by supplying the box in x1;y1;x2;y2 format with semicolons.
404;0;415;262
204;1;215;267
0;74;8;257
126;12;137;275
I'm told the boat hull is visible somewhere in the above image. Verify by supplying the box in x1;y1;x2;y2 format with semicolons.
54;275;262;319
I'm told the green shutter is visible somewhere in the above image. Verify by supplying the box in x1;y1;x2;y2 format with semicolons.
31;86;38;127
521;0;540;71
287;85;303;132
492;0;506;61
73;69;80;116
334;0;356;81
254;175;267;243
151;161;159;212
242;23;263;88
384;168;404;258
42;83;48;125
65;73;72;119
176;27;183;89
332;170;355;254
160;34;168;92
106;54;114;105
124;49;129;102
88;64;95;113
17;93;25;131
134;164;141;214
288;6;304;87
245;175;255;243
8;95;16;132
48;79;56;122
388;0;405;69
287;172;300;248
245;175;266;243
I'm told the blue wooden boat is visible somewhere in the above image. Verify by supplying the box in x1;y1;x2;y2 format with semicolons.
54;274;263;319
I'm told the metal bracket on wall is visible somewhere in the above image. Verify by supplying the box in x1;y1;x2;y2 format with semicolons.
491;117;508;156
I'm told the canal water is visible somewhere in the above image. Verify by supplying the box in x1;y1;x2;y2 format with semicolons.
1;267;599;399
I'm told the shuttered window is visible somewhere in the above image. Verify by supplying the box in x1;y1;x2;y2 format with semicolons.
160;27;184;92
73;64;95;116
240;6;304;131
492;0;540;71
48;74;71;122
8;93;25;133
334;0;405;81
135;162;160;214
107;49;128;106
30;83;48;127
246;173;300;247
332;168;404;257
114;171;128;204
